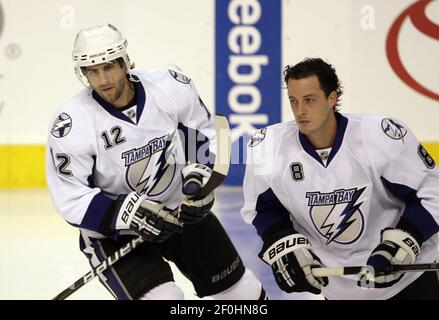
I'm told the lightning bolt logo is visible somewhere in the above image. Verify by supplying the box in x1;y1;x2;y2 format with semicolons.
137;147;171;194
381;118;407;142
54;119;71;132
125;132;177;197
321;188;366;244
308;187;366;245
51;113;72;138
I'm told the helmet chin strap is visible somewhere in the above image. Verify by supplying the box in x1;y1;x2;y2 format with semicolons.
125;56;139;83
127;73;140;83
75;66;91;88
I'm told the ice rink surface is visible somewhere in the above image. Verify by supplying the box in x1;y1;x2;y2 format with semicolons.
0;187;320;300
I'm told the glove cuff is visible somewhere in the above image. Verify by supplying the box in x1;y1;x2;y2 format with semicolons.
381;228;420;261
261;233;312;265
114;192;148;230
395;217;425;245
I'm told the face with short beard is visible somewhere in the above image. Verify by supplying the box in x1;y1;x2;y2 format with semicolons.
84;61;132;108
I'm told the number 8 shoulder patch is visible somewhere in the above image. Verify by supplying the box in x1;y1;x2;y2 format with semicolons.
417;144;436;169
290;162;304;181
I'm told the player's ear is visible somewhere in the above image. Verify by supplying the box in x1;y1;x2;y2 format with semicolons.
328;91;337;109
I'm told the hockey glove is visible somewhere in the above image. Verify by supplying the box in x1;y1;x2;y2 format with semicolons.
359;228;420;288
114;192;183;243
260;234;328;294
179;163;214;224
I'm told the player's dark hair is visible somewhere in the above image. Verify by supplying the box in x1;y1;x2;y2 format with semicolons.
116;57;126;69
283;58;343;110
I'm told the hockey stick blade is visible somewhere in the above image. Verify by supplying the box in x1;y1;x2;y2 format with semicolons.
52;114;231;300
312;262;439;278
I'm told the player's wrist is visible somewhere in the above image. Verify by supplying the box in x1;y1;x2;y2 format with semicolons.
260;221;297;248
395;217;425;245
97;193;130;238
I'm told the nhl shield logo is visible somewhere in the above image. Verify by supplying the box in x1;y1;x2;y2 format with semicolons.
51;113;72;138
307;187;366;245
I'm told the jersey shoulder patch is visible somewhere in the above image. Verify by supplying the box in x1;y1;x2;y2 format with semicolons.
168;69;191;84
249;127;267;147
381;118;407;140
51;113;73;138
417;144;436;169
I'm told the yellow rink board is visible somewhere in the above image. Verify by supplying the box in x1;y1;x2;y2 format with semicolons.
0;145;47;188
1;143;439;188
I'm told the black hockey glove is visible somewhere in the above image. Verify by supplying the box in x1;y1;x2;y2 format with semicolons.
260;234;328;295
178;193;214;224
358;228;420;288
179;163;214;224
114;192;183;243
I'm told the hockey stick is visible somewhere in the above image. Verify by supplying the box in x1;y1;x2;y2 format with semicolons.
182;114;230;197
312;262;439;278
52;114;231;300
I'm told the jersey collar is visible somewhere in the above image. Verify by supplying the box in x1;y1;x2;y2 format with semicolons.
298;112;348;167
92;75;146;125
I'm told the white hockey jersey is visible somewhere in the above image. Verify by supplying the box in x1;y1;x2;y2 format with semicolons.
46;69;215;239
241;113;439;300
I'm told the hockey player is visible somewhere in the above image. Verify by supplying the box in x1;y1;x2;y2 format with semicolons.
241;57;439;299
47;24;266;300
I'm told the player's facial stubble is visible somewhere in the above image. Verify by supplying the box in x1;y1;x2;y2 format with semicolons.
287;75;337;148
85;62;132;108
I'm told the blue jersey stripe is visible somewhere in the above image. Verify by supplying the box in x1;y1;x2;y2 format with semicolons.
78;192;114;232
253;187;294;239
381;177;439;241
